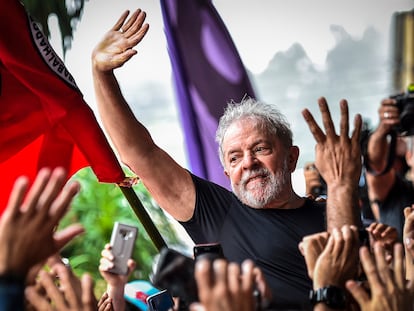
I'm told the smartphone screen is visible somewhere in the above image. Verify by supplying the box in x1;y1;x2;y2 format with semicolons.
193;243;224;261
147;289;174;311
109;222;138;275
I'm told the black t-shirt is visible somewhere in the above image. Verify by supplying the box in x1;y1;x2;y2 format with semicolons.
180;174;326;309
379;175;414;241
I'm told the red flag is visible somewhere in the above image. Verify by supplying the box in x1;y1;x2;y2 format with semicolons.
0;0;126;214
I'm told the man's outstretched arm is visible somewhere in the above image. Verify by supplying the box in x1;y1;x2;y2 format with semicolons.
92;9;195;222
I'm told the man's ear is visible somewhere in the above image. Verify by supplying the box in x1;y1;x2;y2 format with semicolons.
288;146;300;172
224;170;230;178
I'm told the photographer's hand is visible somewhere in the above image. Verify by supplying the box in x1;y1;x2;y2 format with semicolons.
376;98;400;137
364;98;402;215
367;98;400;173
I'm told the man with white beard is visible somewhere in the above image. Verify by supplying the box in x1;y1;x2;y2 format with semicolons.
92;9;362;310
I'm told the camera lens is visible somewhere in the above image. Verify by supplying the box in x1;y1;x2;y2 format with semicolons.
400;103;414;135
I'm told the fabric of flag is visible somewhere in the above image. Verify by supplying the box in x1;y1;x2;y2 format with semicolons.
160;0;256;189
0;0;126;214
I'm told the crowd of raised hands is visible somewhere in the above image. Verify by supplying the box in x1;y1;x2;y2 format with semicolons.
0;167;94;310
0;167;270;311
299;222;414;311
0;94;412;311
2;167;414;311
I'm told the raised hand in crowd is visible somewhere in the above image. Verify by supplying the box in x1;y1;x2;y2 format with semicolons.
403;205;414;280
300;225;359;311
0;167;84;310
346;242;414;311
99;243;136;311
98;292;114;311
189;259;271;311
25;255;97;311
300;226;359;286
0;167;83;280
302;98;362;230
298;231;330;280
313;226;359;288
366;222;398;262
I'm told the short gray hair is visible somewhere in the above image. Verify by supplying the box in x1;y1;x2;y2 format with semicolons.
215;97;293;165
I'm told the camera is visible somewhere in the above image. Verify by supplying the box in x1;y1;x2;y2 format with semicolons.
313;177;327;198
151;246;265;310
390;84;414;136
151;247;198;306
304;163;327;198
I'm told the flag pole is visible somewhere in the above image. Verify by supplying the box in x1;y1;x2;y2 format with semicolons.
119;186;167;252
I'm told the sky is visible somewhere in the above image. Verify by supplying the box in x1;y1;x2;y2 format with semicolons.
62;0;414;76
49;0;414;194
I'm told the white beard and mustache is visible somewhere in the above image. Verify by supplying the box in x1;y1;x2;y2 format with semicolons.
231;158;290;209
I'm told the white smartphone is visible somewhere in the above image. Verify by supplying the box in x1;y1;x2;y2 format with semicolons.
108;222;138;275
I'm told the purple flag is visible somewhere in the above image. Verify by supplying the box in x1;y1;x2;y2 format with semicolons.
160;0;256;189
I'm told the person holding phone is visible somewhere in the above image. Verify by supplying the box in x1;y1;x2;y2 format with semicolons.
99;243;137;311
92;9;362;308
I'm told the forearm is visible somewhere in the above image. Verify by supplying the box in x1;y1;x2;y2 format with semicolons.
92;67;156;165
92;67;195;221
366;130;390;172
106;285;126;311
326;183;361;231
405;243;414;280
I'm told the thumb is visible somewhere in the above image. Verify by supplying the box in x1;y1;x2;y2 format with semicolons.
54;224;85;250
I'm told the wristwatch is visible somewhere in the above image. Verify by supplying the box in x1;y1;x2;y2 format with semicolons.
309;285;346;309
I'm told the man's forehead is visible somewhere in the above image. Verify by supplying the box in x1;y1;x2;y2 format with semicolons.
223;128;279;151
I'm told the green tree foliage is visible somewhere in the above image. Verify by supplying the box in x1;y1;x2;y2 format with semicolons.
58;167;186;286
20;0;87;56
